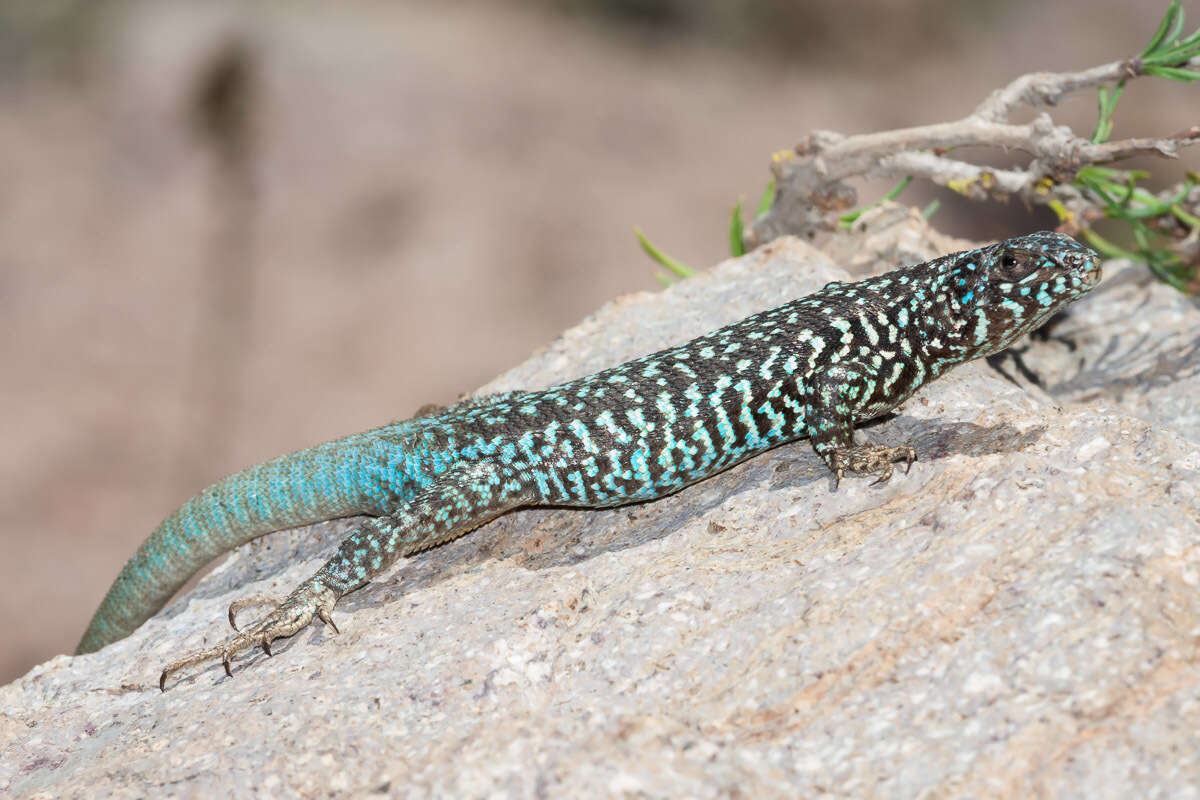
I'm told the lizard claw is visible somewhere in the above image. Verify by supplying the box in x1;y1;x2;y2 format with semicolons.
158;578;340;691
868;462;894;486
227;592;280;632
829;444;917;487
318;608;340;635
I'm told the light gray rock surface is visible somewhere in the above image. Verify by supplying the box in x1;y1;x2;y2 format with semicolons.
3;217;1199;798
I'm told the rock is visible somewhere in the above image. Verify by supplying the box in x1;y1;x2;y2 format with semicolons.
3;219;1198;798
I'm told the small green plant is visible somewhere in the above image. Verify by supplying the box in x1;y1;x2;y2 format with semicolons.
838;176;913;230
1066;169;1198;292
634;226;696;286
637;180;773;285
729;180;775;258
1060;0;1200;292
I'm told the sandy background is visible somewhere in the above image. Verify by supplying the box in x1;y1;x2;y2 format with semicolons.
1;0;1194;684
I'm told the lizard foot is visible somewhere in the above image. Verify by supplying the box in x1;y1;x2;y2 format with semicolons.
831;444;916;488
159;578;340;691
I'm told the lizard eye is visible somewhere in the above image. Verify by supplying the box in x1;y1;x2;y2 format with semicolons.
997;248;1036;280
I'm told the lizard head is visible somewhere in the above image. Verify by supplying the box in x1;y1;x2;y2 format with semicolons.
938;230;1101;359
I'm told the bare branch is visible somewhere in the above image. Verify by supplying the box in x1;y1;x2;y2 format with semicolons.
976;54;1200;120
746;47;1200;247
1076;126;1200;161
974;59;1136;120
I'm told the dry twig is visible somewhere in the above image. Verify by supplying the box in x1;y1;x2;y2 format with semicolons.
746;55;1200;247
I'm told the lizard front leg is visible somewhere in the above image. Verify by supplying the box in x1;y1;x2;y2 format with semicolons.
802;363;916;488
159;460;527;690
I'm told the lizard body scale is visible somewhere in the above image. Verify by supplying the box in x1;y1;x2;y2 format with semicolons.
73;232;1102;689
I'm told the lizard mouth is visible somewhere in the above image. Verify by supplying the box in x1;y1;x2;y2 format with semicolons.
1060;247;1102;288
1080;258;1103;287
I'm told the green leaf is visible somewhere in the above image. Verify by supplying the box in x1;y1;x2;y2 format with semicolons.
1163;0;1186;50
1047;199;1073;224
1093;85;1110;143
1078;165;1124;180
1081;225;1194;294
1144;250;1193;293
1172;203;1200;229
1079;228;1136;261
634;227;696;278
1146;39;1200;63
1132;221;1154;251
1077;172;1121;210
1144;65;1200;81
1091;82;1125;143
756;180;775;216
921;199;941;219
1142;14;1200;67
726;180;775;257
839;175;912;229
729;197;746;257
1117;175;1139;209
1140;0;1181;57
1113;180;1192;219
882;175;913;202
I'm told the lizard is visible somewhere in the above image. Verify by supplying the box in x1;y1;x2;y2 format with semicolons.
73;231;1101;689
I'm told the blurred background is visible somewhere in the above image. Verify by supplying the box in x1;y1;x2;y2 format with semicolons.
1;0;1194;684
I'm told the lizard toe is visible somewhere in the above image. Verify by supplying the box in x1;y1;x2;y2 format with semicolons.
831;443;917;486
227;592;281;632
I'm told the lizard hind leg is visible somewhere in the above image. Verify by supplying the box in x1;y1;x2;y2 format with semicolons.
159;460;526;690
